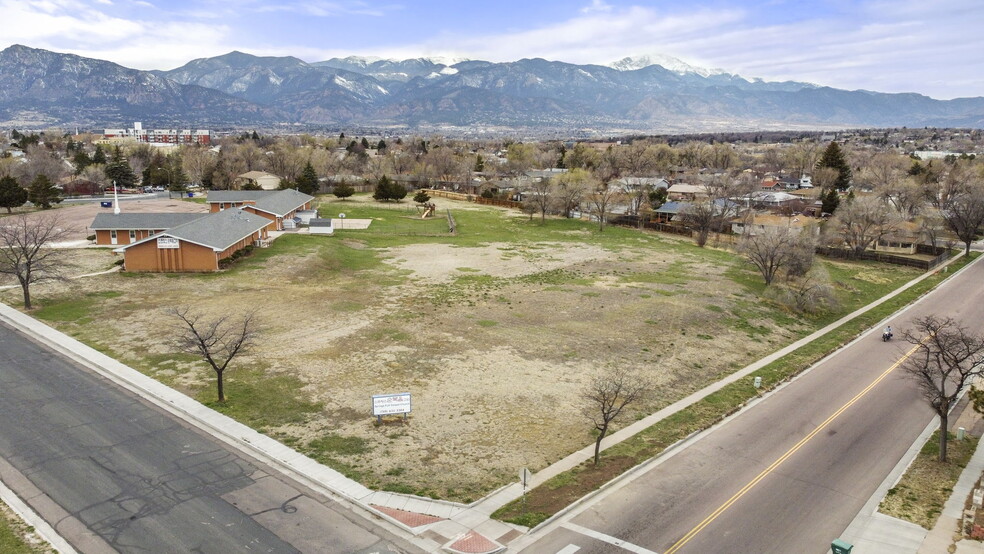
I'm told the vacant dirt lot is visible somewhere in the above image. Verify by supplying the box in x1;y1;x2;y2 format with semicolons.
3;197;881;502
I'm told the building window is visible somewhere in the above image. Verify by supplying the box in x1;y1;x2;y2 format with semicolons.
110;230;117;239
129;230;136;240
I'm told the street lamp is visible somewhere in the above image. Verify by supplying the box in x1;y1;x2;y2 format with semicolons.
157;166;173;191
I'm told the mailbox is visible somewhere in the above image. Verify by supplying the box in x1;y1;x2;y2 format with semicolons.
831;539;853;554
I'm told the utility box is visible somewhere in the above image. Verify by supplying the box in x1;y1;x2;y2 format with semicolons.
831;539;853;554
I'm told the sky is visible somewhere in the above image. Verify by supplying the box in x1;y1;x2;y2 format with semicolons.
2;0;983;100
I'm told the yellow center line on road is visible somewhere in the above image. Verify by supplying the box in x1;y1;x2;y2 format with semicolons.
664;342;921;554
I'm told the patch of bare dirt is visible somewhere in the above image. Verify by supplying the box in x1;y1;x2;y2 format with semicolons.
6;205;807;502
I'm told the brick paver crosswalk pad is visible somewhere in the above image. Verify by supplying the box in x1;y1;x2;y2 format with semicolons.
370;505;444;528
447;531;502;554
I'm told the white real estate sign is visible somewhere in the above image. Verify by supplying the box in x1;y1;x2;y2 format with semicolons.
156;237;180;249
372;393;412;416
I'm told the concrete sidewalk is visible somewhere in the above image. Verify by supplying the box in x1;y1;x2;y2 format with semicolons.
842;387;984;554
0;252;974;554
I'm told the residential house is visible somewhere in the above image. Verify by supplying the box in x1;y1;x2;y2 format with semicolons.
235;171;282;190
653;201;688;223
206;189;314;231
90;213;207;246
874;221;923;255
113;208;269;272
613;177;670;194
730;214;817;236
741;191;805;211
666;183;709;201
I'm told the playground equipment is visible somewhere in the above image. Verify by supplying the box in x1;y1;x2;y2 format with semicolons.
420;202;436;219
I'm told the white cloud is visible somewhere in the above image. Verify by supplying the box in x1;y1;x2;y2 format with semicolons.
580;0;612;14
0;0;236;70
372;1;984;99
1;0;981;99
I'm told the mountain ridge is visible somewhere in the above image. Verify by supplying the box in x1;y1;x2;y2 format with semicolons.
1;45;982;133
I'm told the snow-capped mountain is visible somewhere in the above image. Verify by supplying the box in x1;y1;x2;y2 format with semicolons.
2;45;983;131
608;54;728;78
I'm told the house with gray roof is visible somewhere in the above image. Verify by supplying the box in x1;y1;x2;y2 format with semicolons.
90;212;207;246
206;189;314;231
112;208;270;272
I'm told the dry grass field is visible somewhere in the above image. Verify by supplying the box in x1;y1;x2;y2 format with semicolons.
1;195;923;502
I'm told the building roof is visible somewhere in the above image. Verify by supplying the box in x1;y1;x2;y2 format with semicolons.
113;208;269;253
251;189;314;217
90;212;206;230
238;170;280;180
655;201;688;214
207;190;272;203
667;183;708;194
206;189;314;216
736;214;815;228
309;218;334;227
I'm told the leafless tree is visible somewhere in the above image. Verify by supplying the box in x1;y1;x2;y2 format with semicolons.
785;141;822;179
554;169;591;218
811;166;840;192
523;178;553;223
181;146;215;188
901;315;984;462
678;141;709;169
585;181;622;232
738;226;799;285
582;368;650;465
170;307;258;402
680;199;718;247
941;179;984;255
79;164;108;186
0;213;73;309
830;196;897;255
621;142;658;177
14;144;68;186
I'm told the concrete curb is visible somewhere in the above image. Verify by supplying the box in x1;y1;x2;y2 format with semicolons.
0;473;78;554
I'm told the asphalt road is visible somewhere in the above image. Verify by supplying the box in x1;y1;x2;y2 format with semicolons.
0;322;419;554
519;257;984;554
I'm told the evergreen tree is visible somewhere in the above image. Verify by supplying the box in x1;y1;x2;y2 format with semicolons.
332;182;355;199
373;176;406;201
0;175;28;213
816;142;852;191
251;130;260;141
71;151;92;174
27;175;63;209
295;162;319;195
92;145;107;165
105;148;137;188
373;176;392;201
474;155;485;172
557;144;567;169
361;137;370;149
413;190;431;204
821;187;840;215
376;139;387;151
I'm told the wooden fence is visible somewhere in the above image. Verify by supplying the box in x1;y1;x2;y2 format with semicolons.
475;197;524;209
815;247;951;270
424;189;473;202
446;209;457;234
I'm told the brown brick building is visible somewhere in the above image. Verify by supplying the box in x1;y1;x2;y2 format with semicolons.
113;208;270;272
206;189;314;231
90;213;207;246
